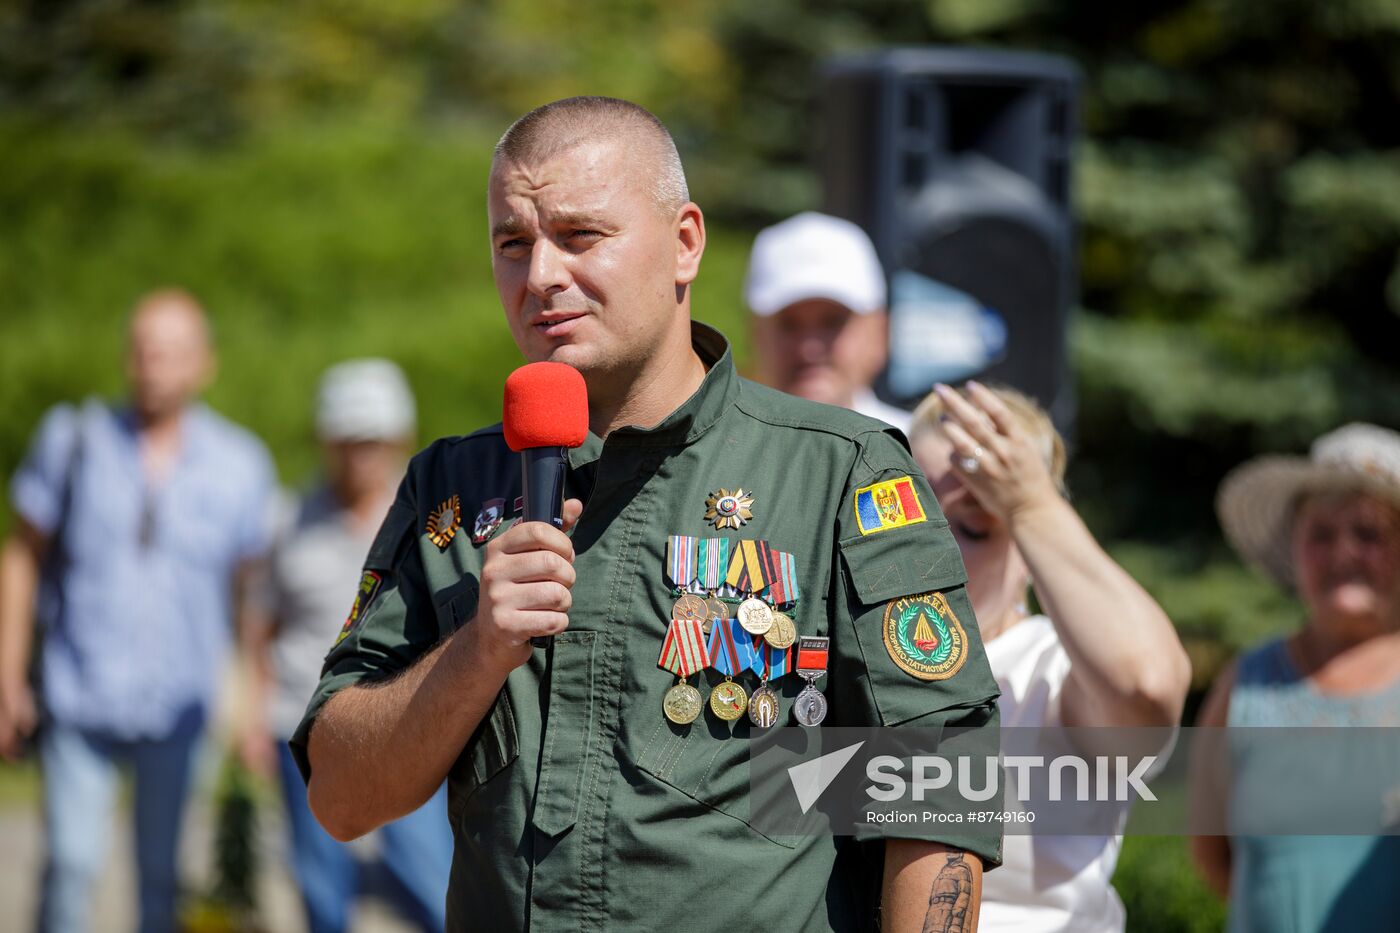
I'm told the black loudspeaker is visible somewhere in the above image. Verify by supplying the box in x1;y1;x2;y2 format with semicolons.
822;48;1079;433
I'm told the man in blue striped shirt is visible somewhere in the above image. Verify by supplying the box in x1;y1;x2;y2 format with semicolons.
0;289;276;933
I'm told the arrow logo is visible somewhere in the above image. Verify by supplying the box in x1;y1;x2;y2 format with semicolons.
787;741;865;814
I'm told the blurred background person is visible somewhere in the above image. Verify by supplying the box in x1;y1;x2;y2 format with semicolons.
0;289;276;933
745;211;911;432
1192;423;1400;931
238;358;451;933
909;381;1191;932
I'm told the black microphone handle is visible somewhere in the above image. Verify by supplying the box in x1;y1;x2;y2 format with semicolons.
521;445;568;647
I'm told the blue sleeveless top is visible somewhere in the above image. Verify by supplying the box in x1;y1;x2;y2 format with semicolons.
1226;638;1400;932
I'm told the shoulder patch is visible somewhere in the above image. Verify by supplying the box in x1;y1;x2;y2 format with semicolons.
882;592;968;681
854;476;927;536
336;570;384;645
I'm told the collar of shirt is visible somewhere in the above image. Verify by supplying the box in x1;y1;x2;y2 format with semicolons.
568;321;737;470
113;401;222;469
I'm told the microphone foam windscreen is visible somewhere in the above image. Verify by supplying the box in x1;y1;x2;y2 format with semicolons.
503;362;590;451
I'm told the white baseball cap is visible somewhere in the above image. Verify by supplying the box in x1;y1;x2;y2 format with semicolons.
316;358;416;442
744;211;887;317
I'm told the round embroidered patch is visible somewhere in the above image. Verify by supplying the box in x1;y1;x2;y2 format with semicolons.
882;592;968;681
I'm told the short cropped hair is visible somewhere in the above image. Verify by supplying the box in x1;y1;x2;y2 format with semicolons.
493;96;690;213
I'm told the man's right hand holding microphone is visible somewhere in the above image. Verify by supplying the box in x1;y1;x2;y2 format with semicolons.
466;497;583;675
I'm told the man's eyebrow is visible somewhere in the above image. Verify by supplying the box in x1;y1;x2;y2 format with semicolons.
491;212;612;239
491;217;525;238
550;211;611;230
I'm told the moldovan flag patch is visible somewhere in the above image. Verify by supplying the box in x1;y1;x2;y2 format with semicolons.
854;476;927;536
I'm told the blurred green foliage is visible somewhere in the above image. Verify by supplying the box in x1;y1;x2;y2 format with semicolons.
203;760;260;927
5;0;1398;681
0;757;38;808
1115;835;1228;933
0;119;751;492
2;4;1400;925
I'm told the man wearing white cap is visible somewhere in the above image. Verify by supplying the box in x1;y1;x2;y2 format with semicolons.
746;211;912;433
239;359;452;933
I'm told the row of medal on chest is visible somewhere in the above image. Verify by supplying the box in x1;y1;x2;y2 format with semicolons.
658;593;829;730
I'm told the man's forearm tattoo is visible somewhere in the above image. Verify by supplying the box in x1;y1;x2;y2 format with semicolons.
920;852;973;933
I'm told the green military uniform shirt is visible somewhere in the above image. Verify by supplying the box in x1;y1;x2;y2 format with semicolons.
291;323;1001;932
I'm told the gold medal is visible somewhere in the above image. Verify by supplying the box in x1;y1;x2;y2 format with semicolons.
737;597;773;636
748;684;780;727
764;611;797;649
704;597;731;635
663;682;703;724
671;594;709;623
709;680;748;721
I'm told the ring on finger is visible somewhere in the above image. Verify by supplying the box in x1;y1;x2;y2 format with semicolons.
959;446;986;473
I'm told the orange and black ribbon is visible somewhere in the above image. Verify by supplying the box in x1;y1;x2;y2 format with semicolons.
725;539;772;594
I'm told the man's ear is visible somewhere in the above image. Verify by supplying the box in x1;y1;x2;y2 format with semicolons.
675;202;706;286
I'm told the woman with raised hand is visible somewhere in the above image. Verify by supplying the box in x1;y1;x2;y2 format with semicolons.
910;381;1191;933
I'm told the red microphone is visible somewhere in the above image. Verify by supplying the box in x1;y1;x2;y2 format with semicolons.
503;362;589;647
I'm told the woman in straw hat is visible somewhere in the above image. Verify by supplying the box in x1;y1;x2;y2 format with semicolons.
911;381;1191;933
1192;423;1400;931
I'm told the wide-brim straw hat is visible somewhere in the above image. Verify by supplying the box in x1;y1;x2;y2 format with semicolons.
1217;423;1400;588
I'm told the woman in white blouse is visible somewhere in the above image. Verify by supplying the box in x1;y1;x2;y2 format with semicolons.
909;381;1191;933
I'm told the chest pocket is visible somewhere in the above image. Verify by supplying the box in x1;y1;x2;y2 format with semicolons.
631;540;829;849
448;686;520;831
530;631;603;837
635;695;797;848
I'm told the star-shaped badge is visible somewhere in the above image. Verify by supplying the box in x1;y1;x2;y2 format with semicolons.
426;494;462;549
704;488;754;530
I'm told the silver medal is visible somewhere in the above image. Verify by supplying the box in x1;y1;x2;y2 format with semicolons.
794;683;828;727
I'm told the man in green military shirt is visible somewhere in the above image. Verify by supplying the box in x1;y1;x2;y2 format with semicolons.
292;96;1001;932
